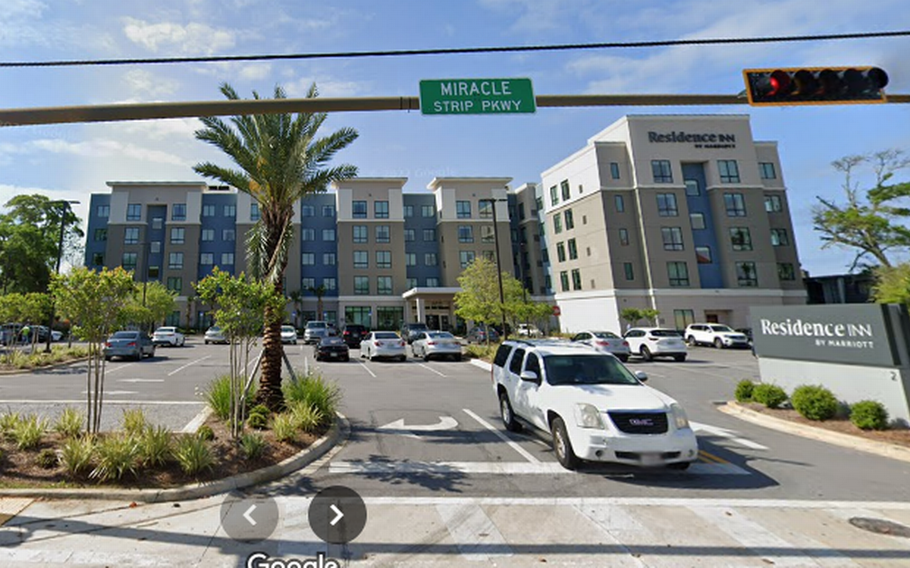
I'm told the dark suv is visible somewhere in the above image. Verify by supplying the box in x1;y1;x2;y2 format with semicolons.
341;324;369;348
400;322;430;345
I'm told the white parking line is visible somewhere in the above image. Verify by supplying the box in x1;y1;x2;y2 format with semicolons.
166;355;211;377
691;421;769;450
358;360;377;378
462;408;541;464
0;399;202;405
418;363;446;377
105;363;133;374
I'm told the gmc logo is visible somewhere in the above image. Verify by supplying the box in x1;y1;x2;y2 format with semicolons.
629;418;653;426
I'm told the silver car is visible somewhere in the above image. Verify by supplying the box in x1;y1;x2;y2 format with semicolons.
204;325;228;344
304;321;330;344
411;331;463;362
571;330;631;362
360;331;407;362
104;330;155;361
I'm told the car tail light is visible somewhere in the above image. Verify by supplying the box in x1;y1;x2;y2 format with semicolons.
595;340;608;347
399;341;406;347
648;336;658;341
105;342;112;348
375;341;383;347
622;341;630;347
127;342;137;347
427;341;437;346
344;330;350;336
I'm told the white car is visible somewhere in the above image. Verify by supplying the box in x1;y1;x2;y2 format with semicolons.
281;325;298;345
492;340;698;470
516;323;542;338
360;331;407;362
411;331;463;361
204;325;228;344
570;330;631;362
684;323;750;349
623;327;687;362
151;326;185;347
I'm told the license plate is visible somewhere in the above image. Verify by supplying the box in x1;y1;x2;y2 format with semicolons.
329;353;338;357
640;453;662;467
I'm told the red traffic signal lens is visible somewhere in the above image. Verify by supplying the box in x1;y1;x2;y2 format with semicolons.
769;70;791;96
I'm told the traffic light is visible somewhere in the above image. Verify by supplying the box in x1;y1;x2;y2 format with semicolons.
743;67;888;106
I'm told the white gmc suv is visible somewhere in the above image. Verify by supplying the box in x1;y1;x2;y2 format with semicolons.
684;323;750;349
491;340;698;470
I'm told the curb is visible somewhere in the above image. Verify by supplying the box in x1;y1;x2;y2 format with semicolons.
470;359;493;372
720;402;910;464
0;412;350;503
0;356;90;376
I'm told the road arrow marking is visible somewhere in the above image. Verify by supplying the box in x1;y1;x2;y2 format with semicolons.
691;421;768;450
243;505;257;526
377;416;458;438
329;504;344;526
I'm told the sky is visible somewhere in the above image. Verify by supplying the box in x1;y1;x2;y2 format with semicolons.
1;0;909;276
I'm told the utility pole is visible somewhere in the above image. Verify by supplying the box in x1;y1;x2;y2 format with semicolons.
46;200;79;353
481;197;509;338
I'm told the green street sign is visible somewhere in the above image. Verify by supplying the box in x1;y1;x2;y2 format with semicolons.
419;78;536;115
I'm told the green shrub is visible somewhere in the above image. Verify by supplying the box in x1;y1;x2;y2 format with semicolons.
271;413;297;443
289;402;324;434
91;435;140;481
205;375;233;421
196;424;215;441
54;408;84;438
282;373;340;426
174;435;213;476
0;412;21;436
850;400;889;430
139;425;173;467
464;343;498;361
247;404;270;430
240;432;267;460
120;409;148;437
13;414;47;450
752;384;788;409
37;448;58;469
60;436;94;476
734;380;755;403
791;385;839;421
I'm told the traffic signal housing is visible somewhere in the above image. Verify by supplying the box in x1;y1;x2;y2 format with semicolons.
743;67;888;106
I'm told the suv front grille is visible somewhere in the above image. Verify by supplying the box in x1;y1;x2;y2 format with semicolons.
608;412;668;434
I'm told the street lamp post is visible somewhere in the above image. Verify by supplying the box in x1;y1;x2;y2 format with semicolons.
481;198;509;338
46;200;79;353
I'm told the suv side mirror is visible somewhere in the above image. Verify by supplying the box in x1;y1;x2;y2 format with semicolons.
520;370;540;383
635;371;648;382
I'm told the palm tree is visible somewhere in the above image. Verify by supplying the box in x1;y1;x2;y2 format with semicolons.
288;289;303;329
194;83;358;410
308;284;327;322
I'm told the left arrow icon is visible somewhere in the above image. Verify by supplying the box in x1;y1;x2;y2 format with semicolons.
329;504;344;526
243;505;258;526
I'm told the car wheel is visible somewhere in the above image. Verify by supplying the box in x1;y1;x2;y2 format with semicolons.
687;335;697;346
674;354;687;362
618;355;629;363
398;355;407;362
640;346;653;362
454;355;462;362
499;392;522;432
423;353;430;362
205;340;210;345
551;416;578;470
668;461;691;471
714;338;724;349
105;356;112;362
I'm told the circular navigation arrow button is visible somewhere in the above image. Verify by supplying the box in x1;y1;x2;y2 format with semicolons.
220;492;279;543
308;486;367;544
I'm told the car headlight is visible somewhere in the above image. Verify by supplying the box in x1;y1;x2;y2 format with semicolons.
670;403;689;430
574;403;605;429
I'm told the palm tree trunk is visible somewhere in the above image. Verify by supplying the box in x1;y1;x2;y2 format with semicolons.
259;305;285;411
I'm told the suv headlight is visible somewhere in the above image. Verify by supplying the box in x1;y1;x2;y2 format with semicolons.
670;403;690;430
574;403;605;429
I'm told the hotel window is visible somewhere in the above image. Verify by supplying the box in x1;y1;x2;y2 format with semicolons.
301;228;315;241
667;262;690;287
353;225;368;243
91;253;105;266
122;252;137;270
201;229;214;242
127;204;141;221
152;217;163;230
97;204;110;218
652;160;673;183
718;160;741;183
730;227;753;251
221;253;234;265
564;209;575;230
375;200;389;219
170;227;185;244
619;228;630;246
200;253;214;266
323;277;337;291
567;239;578;260
202;204;215;217
623;263;634;281
458;225;474;243
301;205;315;217
550;185;559;206
323;204;335;217
481;225;495;244
760;162;777;179
376;225;391;243
518;203;525;220
301;253;315;266
661;227;684;251
167;277;182;294
124;227;140;245
559;271;569;292
168;252;183;269
778;263;796;281
353;251;368;269
94;228;107;242
403;204;414;218
765;195;783;212
147;266;159;279
323;252;336;266
685;179;700;196
560;180;570;201
479;200;493;219
736;261;758;287
725;193;747;217
614;194;625;213
407;277;418;289
421;204;435;218
459;250;475;269
224;204;236;217
657;193;678;216
423;229;436;242
354;276;370;295
223;229;235;241
696;246;712;264
690;213;706;230
376;251;392;269
425;253;438;266
405;253;416;267
674;309;696;330
554;214;563;234
426;277;440;287
610;162;620;180
483;250;495;261
571;269;582;291
251;203;260;220
150;241;161;254
377;276;393;295
322;228;336;242
171;203;186;221
352;200;367;218
456;201;472;219
771;228;789;246
301;277;315;291
404;229;415;242
556;242;566;263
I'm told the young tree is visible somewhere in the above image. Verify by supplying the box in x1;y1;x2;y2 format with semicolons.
51;267;136;434
621;308;660;328
813;149;910;271
20;293;53;354
288;289;303;328
871;263;910;305
194;83;358;411
122;281;177;331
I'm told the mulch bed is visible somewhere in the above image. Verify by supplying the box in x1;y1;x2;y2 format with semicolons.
741;402;910;448
0;417;323;489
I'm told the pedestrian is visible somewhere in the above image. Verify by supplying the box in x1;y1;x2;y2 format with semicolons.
21;324;30;345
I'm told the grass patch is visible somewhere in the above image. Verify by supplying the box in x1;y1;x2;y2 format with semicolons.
60;436;95;476
173;435;213;476
240;432;267;460
283;372;340;427
90;434;140;481
54;408;84;439
139;425;173;467
13;414;47;450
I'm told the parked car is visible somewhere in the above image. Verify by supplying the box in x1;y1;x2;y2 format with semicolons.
491;339;697;470
360;331;407;362
51;330;64;342
466;325;500;344
281;325;298;345
517;323;542;338
341;324;369;348
204;325;228;344
152;326;185;347
411;331;463;361
735;327;754;344
400;322;430;345
571;330;632;362
315;336;350;362
104;330;155;361
303;321;330;344
684;323;750;349
623;327;688;362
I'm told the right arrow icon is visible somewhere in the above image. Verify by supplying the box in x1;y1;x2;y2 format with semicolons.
329;504;344;526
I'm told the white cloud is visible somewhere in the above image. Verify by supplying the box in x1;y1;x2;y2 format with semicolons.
115;118;203;141
0;138;190;167
123;17;236;55
286;77;370;98
123;69;180;98
239;63;273;81
478;0;588;33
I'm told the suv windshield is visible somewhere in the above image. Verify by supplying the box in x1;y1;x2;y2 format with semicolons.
306;322;327;329
375;332;400;339
407;323;428;330
544;354;640;386
710;325;734;332
282;326;295;332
